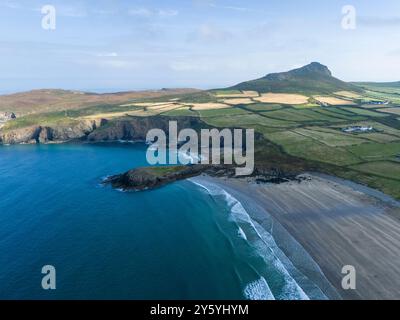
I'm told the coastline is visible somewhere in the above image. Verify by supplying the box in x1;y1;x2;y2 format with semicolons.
190;173;400;300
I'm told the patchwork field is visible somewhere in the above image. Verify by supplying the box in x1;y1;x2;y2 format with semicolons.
314;96;355;106
254;93;309;105
293;127;367;147
266;130;360;165
334;91;362;99
349;161;400;180
379;108;400;116
212;90;259;98
187;103;230;111
222;98;254;105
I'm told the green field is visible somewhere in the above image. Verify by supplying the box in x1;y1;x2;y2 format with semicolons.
245;103;283;112
345;142;400;161
197;108;250;118
349;161;400;180
341;107;389;117
293;128;367;147
161;108;198;117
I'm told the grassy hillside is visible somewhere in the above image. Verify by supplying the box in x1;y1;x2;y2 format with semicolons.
0;88;201;116
228;62;363;95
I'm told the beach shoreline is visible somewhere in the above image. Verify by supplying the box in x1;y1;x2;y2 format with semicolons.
190;173;400;300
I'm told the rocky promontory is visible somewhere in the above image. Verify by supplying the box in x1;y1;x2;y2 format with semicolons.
103;165;301;191
103;165;232;191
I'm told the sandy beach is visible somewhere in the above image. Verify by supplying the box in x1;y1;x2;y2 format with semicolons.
191;174;400;300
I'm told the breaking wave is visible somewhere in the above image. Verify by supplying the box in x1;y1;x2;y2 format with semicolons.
190;179;310;300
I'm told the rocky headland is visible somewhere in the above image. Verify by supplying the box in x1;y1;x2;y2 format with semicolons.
0;116;203;145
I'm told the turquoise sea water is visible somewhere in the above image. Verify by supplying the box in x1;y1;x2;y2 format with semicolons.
0;143;320;300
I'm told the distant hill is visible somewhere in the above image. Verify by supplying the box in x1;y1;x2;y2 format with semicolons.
354;81;400;88
0;88;201;115
228;62;363;95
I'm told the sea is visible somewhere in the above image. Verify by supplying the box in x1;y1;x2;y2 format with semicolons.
0;143;324;300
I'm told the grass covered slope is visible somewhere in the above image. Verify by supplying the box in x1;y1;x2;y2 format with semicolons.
0;88;201;116
228;62;363;95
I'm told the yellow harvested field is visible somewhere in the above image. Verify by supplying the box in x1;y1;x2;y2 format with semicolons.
314;96;355;105
222;98;254;105
254;93;309;105
334;91;362;99
379;108;400;115
146;103;182;111
188;103;231;111
126;102;172;107
242;91;259;97
82;110;144;120
214;91;259;98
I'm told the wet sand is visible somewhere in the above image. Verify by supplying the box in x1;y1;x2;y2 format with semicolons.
191;174;400;300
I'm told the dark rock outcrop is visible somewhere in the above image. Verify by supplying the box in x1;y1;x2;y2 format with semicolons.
37;120;98;143
0;115;205;145
103;164;300;192
104;165;219;191
0;112;16;121
87;116;202;142
0;126;42;144
0;120;98;144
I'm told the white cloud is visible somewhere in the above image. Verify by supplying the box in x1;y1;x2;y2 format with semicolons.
128;8;153;17
193;0;253;12
79;57;139;70
0;1;22;9
96;52;119;57
58;6;87;18
101;60;132;68
128;8;178;17
359;16;400;27
92;8;119;16
158;9;179;17
192;24;233;42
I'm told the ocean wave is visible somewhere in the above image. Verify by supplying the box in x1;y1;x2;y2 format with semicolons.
190;178;311;300
177;150;205;165
237;227;247;240
244;277;275;300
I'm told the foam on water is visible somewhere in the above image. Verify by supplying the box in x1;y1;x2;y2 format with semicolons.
190;179;311;300
178;150;206;164
244;277;275;300
237;227;247;240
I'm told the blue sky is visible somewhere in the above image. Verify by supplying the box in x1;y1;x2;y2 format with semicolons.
0;0;400;93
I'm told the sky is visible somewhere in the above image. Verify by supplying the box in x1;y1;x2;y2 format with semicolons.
0;0;400;93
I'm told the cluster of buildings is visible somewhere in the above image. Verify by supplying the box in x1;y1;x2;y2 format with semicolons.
342;125;374;133
364;100;390;105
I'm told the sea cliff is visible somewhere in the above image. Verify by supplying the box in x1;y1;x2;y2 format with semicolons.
0;116;203;145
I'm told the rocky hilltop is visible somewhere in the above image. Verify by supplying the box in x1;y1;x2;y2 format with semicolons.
229;62;362;94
